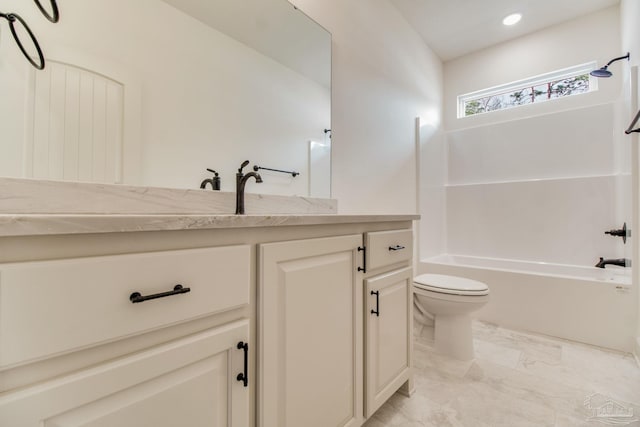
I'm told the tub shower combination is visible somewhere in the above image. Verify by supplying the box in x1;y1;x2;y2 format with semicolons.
419;254;634;352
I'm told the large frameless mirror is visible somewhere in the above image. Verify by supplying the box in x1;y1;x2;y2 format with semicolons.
0;0;331;198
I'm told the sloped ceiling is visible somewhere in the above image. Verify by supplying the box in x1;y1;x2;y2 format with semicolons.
390;0;620;61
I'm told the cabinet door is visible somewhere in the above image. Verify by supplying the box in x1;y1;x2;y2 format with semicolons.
259;235;364;427
365;267;412;418
0;320;250;427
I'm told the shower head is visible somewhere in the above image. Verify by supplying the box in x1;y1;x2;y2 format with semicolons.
590;53;630;78
590;66;613;78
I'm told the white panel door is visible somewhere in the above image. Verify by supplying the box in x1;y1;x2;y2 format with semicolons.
259;235;364;427
0;321;250;427
365;267;412;418
28;60;124;183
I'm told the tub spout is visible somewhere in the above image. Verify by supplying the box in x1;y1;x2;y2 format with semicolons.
595;257;631;268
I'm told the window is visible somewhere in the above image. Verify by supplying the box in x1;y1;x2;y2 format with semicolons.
458;62;598;118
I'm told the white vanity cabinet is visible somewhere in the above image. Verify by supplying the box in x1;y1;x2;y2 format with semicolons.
363;230;413;418
0;213;416;427
259;228;414;427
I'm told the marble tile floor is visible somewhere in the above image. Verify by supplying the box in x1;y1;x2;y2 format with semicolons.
364;320;640;427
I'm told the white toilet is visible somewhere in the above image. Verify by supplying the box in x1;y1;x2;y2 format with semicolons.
413;274;489;361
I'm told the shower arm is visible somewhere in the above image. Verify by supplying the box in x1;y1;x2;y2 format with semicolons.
605;54;631;67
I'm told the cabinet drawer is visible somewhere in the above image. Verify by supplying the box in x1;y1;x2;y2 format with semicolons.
365;229;412;271
0;245;250;368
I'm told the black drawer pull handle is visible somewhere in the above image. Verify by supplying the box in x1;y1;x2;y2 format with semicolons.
129;284;190;304
237;341;249;387
388;245;405;251
371;290;380;317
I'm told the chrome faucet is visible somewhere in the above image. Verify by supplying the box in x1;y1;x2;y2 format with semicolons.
236;160;262;214
595;257;631;268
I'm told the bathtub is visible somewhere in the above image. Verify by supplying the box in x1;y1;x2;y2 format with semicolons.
419;254;635;352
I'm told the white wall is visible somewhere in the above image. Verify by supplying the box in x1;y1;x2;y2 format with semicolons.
444;6;622;131
421;7;626;266
0;0;329;196
419;125;447;259
620;0;640;357
290;0;443;214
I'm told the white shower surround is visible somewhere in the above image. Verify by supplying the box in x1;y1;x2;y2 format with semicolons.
420;254;635;352
446;174;625;267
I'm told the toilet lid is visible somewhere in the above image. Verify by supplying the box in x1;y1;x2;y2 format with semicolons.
414;274;489;296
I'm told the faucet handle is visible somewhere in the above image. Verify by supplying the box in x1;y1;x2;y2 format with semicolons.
239;160;250;173
206;168;218;176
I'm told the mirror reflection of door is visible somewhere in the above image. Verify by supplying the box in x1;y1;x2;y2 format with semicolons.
27;61;124;184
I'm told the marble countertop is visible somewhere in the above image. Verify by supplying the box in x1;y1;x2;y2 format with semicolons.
0;178;418;237
0;213;420;237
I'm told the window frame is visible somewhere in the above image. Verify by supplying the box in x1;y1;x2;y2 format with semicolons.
457;62;599;118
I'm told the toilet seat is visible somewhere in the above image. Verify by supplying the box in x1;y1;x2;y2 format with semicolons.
414;274;489;296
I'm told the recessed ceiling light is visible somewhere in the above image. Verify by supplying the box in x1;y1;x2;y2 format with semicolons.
503;13;522;26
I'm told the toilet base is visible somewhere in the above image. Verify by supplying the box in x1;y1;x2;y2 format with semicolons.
434;314;474;361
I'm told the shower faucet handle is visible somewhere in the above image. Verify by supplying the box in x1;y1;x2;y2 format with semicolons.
604;222;630;244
